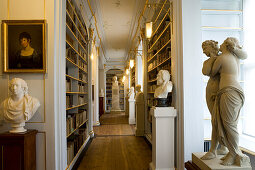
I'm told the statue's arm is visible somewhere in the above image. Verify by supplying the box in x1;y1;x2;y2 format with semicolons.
211;57;222;76
202;57;216;76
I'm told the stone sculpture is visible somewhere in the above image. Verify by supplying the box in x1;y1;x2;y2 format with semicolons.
201;37;250;166
99;88;104;97
135;85;144;103
0;78;40;133
154;70;172;107
129;87;135;100
111;76;120;111
201;40;228;157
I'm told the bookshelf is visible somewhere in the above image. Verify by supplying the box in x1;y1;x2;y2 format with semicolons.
145;0;173;143
105;69;125;112
131;62;136;88
65;0;90;168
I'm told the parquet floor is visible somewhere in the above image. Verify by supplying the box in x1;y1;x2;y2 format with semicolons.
77;112;152;170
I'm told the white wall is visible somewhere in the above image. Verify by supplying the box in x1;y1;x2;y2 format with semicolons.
0;0;66;169
181;0;204;162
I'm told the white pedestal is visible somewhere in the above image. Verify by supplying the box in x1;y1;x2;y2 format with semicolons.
149;107;177;170
129;99;135;124
135;102;145;136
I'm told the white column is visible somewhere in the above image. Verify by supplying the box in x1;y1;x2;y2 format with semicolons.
129;99;135;124
149;107;177;170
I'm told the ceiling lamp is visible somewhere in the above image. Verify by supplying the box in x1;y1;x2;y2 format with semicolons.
126;69;129;75
122;76;126;83
146;22;153;39
129;59;134;69
91;53;94;60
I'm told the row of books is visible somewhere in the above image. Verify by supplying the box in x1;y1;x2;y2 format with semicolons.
67;128;87;165
66;80;71;92
78;96;86;105
79;72;87;82
66;112;84;136
66;47;77;64
66;95;73;108
78;58;87;71
78;84;86;92
148;84;157;92
148;60;157;71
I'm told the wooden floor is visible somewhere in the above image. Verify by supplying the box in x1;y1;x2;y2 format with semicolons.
77;112;152;170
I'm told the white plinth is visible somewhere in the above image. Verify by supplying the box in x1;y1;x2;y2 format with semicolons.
129;99;135;124
192;153;252;170
149;107;177;170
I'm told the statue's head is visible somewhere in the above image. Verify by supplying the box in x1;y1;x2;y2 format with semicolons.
135;85;141;92
113;76;117;81
9;78;28;97
157;70;170;85
130;87;134;93
202;40;219;57
220;37;241;53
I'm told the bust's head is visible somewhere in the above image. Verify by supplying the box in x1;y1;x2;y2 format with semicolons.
113;76;117;82
157;70;170;86
135;85;141;92
9;78;28;97
202;40;219;57
130;87;134;93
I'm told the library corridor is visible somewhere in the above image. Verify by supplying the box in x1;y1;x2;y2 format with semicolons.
77;112;152;170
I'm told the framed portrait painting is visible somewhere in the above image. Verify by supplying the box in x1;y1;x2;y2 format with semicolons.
2;20;46;73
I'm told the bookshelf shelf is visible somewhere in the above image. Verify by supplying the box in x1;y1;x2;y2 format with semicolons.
66;103;88;111
66;74;87;84
66;119;89;138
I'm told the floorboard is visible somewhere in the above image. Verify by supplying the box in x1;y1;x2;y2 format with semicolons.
77;112;152;170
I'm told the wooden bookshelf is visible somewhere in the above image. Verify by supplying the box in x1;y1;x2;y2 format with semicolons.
65;0;90;168
145;0;173;143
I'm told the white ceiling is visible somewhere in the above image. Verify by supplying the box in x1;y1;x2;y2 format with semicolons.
94;0;147;63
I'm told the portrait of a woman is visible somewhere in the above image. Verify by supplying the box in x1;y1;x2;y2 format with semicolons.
15;32;41;69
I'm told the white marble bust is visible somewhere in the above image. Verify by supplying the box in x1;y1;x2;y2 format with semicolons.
135;85;144;103
129;87;135;101
154;70;173;98
0;78;40;133
99;88;104;97
112;76;118;87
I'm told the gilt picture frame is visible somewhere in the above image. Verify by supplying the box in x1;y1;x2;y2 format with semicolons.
2;20;46;73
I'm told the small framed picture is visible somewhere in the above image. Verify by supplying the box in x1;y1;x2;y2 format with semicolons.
2;20;46;73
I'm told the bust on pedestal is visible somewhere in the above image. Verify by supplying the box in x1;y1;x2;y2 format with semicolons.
0;78;40;133
150;70;176;170
128;87;135;124
135;85;144;136
111;76;120;111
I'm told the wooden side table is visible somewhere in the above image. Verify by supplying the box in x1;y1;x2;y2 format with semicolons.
99;97;104;117
185;161;201;170
0;129;38;170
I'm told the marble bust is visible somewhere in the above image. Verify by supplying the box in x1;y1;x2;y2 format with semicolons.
201;37;250;166
112;76;118;87
129;87;135;101
154;70;173;98
135;85;144;103
99;88;104;97
0;78;40;133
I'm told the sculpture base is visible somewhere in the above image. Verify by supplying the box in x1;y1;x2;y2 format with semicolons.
10;122;27;133
155;98;169;107
192;152;252;170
